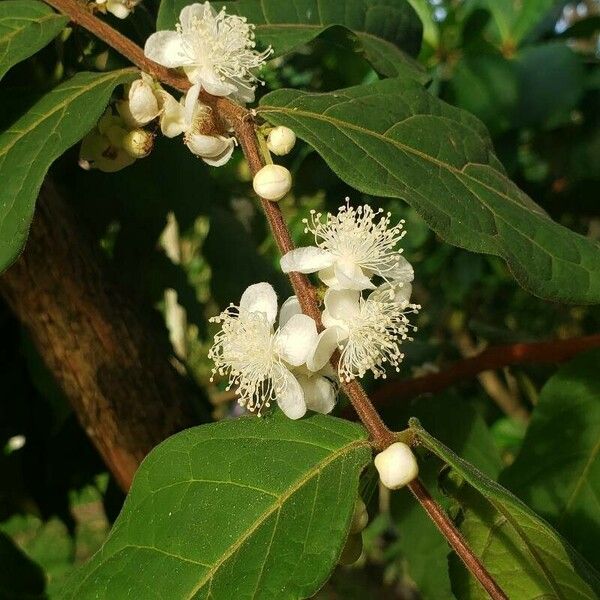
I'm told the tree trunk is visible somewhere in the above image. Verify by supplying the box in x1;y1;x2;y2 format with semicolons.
0;181;203;491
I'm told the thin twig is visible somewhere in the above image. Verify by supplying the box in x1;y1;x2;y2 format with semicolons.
408;479;508;600
39;3;508;593
371;333;600;411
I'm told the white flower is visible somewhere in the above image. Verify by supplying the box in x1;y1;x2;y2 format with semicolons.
117;74;161;128
209;284;337;419
281;202;414;293
144;2;272;105
307;286;419;382
374;442;419;490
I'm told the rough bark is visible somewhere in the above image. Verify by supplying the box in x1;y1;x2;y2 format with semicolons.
0;181;202;491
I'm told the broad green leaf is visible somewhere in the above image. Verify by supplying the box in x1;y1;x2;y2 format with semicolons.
157;0;424;78
259;78;600;304
390;394;501;600
0;68;136;274
411;419;600;599
501;349;600;570
0;0;67;82
61;414;371;600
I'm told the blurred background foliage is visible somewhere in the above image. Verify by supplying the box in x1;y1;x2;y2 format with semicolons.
0;0;599;597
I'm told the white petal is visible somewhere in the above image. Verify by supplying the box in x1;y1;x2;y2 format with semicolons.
144;31;190;68
275;367;306;420
201;140;235;166
323;289;361;321
278;296;301;327
307;326;346;372
333;261;375;290
106;0;131;19
317;265;338;287
239;282;278;325
183;83;202;126
385;254;414;283
128;80;160;125
184;66;237;96
158;91;186;137
297;375;336;414
186;133;230;158
280;247;335;274
274;314;318;367
179;2;211;30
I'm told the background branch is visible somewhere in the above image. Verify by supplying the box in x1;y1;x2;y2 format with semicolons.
371;333;600;411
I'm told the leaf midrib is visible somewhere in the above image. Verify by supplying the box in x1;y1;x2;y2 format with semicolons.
184;437;369;599
0;12;63;46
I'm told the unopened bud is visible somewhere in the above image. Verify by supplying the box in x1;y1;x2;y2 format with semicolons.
338;533;363;565
267;126;296;156
252;164;292;201
122;129;153;158
374;442;419;490
349;499;368;534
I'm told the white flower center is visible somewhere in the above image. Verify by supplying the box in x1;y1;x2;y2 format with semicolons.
337;293;419;382
179;4;272;93
208;307;286;415
304;201;407;281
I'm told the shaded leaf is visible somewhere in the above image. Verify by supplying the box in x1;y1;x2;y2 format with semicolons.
0;68;137;274
0;0;67;82
61;414;371;600
501;349;600;570
259;78;600;304
411;419;600;599
0;531;46;600
157;0;424;78
390;394;501;599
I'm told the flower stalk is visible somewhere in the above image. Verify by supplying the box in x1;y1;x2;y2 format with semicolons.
38;2;508;596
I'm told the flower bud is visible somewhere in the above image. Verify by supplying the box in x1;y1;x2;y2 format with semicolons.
119;76;161;127
252;164;292;201
267;126;296;156
374;442;419;490
122;129;154;158
349;498;368;534
338;533;363;565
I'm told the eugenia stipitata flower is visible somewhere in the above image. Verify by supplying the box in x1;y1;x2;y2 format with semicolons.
306;285;420;383
209;283;338;419
144;2;272;105
281;202;414;293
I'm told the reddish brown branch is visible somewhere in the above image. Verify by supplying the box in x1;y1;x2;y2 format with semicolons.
372;334;600;410
408;479;508;600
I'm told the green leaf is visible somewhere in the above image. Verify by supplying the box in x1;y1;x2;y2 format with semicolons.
157;0;424;78
390;394;501;600
259;78;600;304
0;0;67;82
411;419;600;599
61;414;371;600
501;349;600;570
0;68;137;274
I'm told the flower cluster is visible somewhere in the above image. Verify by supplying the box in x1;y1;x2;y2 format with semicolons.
282;202;419;383
209;202;419;419
208;283;337;420
80;2;271;172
